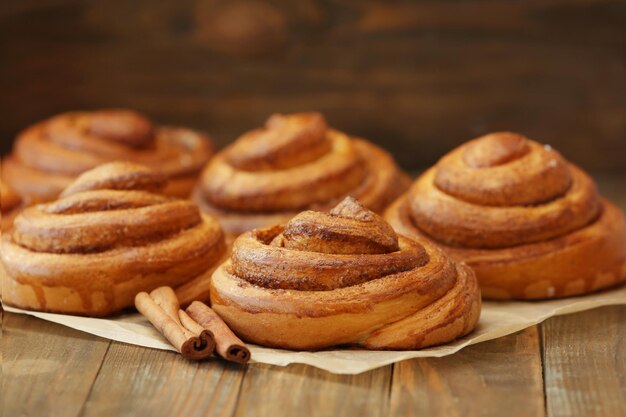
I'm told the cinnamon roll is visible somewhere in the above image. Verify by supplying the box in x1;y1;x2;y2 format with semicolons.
210;197;481;350
1;162;226;316
3;109;213;203
1;180;22;232
194;112;411;235
386;132;626;299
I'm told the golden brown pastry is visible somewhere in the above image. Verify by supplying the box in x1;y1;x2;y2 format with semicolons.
386;132;626;299
1;162;226;316
194;112;411;235
210;196;481;350
1;179;22;232
3;109;213;202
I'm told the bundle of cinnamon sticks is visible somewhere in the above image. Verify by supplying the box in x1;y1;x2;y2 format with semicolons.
135;287;250;364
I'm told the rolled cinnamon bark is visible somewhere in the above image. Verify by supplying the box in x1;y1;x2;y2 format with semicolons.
186;301;251;364
135;288;215;360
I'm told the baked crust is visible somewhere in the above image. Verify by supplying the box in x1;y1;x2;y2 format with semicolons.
2;109;214;202
209;197;481;350
194;112;411;235
1;162;226;316
386;132;626;299
1;180;22;232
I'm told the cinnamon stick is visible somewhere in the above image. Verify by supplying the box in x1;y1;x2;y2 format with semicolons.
186;301;251;364
135;287;215;360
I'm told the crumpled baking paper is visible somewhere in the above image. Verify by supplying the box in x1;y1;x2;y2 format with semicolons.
5;284;626;374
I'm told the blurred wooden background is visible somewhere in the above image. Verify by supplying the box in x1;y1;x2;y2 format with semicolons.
1;0;625;172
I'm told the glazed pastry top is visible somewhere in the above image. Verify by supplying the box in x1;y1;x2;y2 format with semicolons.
2;162;225;315
17;109;211;175
9;162;206;254
4;109;213;199
407;132;601;248
229;196;430;292
210;196;481;350
196;112;410;218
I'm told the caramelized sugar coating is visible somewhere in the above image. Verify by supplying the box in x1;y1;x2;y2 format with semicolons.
194;112;411;235
386;132;626;299
210;197;481;350
3;109;214;202
1;162;226;316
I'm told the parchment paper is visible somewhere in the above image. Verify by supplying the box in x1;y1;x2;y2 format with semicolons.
5;284;626;374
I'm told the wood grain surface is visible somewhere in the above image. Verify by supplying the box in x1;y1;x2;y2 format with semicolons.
1;0;625;173
389;327;545;417
80;342;245;417
3;314;111;417
542;306;626;417
4;307;625;417
234;364;391;417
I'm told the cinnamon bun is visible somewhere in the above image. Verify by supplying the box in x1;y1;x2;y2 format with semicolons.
210;196;480;350
1;162;226;316
386;132;626;299
3;109;214;202
194;112;410;235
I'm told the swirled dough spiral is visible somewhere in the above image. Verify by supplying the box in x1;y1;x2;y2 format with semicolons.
210;197;481;350
386;132;626;299
3;109;214;202
194;112;411;235
1;162;226;316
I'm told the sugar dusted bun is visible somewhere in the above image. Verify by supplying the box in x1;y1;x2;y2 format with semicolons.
194;112;411;235
1;162;226;316
210;197;480;350
386;132;626;299
3;109;214;202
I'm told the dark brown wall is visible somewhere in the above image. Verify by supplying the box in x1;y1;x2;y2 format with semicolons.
2;0;625;172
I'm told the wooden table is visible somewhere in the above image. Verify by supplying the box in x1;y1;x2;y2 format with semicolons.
4;176;626;417
4;307;625;417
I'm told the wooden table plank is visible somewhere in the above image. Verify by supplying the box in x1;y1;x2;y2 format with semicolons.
2;312;110;417
233;363;392;417
389;326;545;417
5;304;626;417
80;341;245;417
542;305;626;417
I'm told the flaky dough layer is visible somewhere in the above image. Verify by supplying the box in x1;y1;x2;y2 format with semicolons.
195;112;410;235
1;162;226;316
386;132;626;299
3;109;213;202
210;197;481;350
